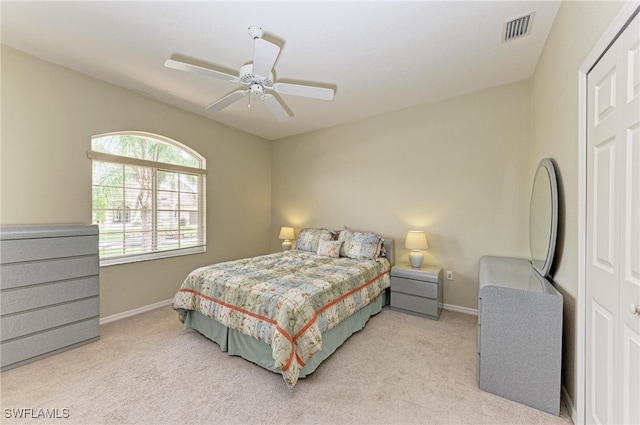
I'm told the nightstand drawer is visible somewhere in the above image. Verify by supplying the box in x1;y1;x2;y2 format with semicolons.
390;292;439;317
391;276;438;299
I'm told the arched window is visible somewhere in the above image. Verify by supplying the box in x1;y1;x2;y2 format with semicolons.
88;132;206;265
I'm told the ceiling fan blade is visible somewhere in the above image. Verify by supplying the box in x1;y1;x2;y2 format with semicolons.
261;94;291;122
165;59;240;83
206;90;249;112
272;83;334;101
252;39;280;78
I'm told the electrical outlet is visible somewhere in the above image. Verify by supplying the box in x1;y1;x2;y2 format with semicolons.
446;270;454;281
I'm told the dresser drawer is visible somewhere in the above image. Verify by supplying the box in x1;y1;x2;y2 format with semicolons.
1;256;98;290
0;235;98;264
1;297;99;340
1;318;99;369
391;276;438;299
390;291;439;318
1;276;99;315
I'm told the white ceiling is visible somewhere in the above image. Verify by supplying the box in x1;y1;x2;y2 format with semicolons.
1;1;561;141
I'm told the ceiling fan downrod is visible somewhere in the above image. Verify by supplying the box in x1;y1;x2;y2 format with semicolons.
248;26;264;40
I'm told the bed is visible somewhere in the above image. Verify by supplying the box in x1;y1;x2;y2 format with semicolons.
171;227;394;389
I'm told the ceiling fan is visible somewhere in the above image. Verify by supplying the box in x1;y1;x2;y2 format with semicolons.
165;26;334;122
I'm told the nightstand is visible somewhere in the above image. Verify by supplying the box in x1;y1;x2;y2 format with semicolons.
390;263;443;320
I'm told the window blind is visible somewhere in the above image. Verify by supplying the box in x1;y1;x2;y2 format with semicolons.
88;134;206;266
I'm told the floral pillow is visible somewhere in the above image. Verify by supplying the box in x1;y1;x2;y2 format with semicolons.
338;228;384;260
317;240;342;258
295;228;334;252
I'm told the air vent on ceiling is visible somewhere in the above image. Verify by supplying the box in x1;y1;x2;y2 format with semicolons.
502;12;535;43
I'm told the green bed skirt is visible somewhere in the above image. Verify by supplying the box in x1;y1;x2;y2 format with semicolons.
183;291;387;378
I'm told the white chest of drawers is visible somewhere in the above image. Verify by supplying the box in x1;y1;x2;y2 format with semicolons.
0;225;100;371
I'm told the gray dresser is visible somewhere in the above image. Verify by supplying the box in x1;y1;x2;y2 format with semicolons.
0;225;100;371
390;263;442;320
477;256;562;415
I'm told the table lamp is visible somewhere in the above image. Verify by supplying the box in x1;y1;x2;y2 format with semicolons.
279;226;295;251
405;230;428;268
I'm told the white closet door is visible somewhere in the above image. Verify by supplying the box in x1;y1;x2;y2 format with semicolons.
586;12;640;425
620;12;640;425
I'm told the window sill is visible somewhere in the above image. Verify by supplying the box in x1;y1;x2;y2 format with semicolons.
99;246;206;267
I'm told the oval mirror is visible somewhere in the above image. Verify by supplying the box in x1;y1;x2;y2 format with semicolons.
529;158;558;278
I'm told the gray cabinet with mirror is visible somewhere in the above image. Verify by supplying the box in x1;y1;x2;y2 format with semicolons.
477;158;563;416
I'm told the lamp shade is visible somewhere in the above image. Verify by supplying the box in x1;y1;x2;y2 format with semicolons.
405;231;428;268
405;231;428;250
279;226;295;240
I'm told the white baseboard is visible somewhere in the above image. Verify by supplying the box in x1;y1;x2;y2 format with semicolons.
561;384;578;424
442;303;478;316
100;299;172;325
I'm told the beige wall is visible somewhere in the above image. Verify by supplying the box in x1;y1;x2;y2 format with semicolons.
529;0;625;412
272;80;532;310
0;46;272;317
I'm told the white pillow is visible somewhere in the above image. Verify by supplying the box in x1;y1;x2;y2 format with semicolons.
317;240;342;258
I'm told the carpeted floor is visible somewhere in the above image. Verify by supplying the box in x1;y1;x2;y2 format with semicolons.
0;306;573;425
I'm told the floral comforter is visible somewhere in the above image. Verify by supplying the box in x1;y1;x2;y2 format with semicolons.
171;250;391;388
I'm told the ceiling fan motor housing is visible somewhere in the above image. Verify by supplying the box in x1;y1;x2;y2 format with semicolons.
239;63;273;87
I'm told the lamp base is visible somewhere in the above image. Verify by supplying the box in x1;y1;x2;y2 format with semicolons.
409;251;424;268
282;240;292;251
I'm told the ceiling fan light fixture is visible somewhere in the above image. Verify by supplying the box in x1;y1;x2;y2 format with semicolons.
250;84;264;96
